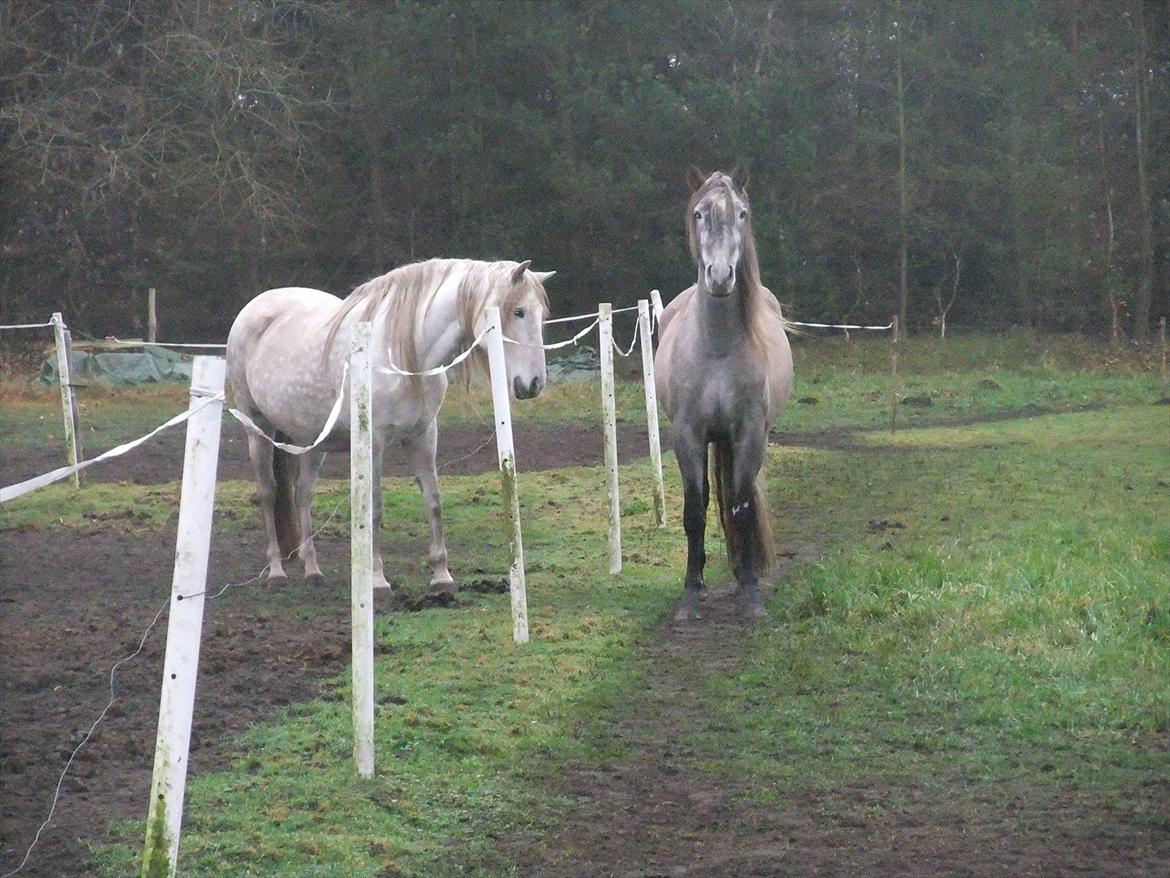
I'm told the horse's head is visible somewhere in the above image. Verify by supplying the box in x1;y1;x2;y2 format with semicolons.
687;169;752;300
492;260;553;400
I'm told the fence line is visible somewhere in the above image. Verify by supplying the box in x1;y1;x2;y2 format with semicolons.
611;317;641;358
227;362;349;456
786;319;895;331
0;393;224;503
543;303;639;325
104;336;227;350
0;320;55;330
378;325;493;377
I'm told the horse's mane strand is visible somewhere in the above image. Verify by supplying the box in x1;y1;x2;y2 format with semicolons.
686;173;785;355
322;258;549;393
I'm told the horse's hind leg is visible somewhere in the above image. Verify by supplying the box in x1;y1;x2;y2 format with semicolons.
246;431;290;585
295;449;328;587
673;428;709;621
404;421;455;594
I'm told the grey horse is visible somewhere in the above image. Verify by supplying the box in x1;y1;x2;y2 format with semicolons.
654;170;793;620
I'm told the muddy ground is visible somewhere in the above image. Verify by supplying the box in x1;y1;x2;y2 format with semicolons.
2;419;1166;877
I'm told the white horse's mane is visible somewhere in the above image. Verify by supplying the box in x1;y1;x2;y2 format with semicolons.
322;258;548;387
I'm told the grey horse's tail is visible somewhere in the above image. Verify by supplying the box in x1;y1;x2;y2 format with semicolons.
272;448;302;559
712;440;775;577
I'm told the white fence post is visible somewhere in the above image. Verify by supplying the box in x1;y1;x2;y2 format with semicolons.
141;356;225;878
598;303;622;575
638;300;666;528
349;322;376;778
650;289;665;329
51;312;82;488
485;306;529;644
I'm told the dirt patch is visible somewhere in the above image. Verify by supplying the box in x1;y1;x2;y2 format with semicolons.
0;509;490;877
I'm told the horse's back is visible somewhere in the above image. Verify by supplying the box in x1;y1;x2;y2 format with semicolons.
227;287;347;430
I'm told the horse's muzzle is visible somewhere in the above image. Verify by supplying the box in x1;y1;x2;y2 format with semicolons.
513;375;545;399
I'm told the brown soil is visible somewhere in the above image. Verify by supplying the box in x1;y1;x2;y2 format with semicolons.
2;419;1166;877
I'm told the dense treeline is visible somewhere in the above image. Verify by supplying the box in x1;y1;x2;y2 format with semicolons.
1;0;1166;340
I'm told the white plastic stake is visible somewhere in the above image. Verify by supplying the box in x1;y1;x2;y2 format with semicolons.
51;312;81;488
485;306;529;644
638;300;666;527
599;303;622;574
141;357;225;878
650;289;665;329
349;322;376;778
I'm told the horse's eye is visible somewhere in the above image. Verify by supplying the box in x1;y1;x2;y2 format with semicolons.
513;308;526;319
693;210;702;222
739;209;748;220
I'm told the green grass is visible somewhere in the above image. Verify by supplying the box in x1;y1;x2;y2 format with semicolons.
672;407;1168;807
3;334;1167;875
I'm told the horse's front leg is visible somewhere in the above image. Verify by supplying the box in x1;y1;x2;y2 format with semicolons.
370;437;394;590
674;428;709;621
403;420;455;595
295;449;328;587
730;423;769;619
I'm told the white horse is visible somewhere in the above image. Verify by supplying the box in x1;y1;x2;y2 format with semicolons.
226;258;552;593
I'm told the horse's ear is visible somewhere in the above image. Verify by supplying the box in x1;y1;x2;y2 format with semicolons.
731;164;750;192
510;260;532;285
688;166;707;192
533;270;556;283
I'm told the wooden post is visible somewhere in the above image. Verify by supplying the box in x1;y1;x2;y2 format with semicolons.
141;357;225;878
889;316;900;434
485;306;529;644
349;322;376;779
638;300;666;527
51;312;82;488
1160;316;1168;400
599;303;622;574
148;287;158;344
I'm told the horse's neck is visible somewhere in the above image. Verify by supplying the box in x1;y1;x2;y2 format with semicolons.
383;262;475;371
695;277;749;358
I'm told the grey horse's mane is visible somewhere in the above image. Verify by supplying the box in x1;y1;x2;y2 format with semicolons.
322;258;548;389
685;173;788;354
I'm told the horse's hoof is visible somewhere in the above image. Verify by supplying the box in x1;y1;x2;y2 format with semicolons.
306;573;327;588
267;574;289;588
428;579;457;598
673;592;703;622
737;590;767;621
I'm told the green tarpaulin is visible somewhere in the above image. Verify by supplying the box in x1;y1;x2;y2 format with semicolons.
39;345;195;386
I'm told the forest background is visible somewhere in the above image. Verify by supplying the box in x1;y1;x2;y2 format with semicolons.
2;0;1166;341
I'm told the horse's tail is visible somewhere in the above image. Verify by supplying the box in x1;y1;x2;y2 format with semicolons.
712;439;775;577
272;448;302;559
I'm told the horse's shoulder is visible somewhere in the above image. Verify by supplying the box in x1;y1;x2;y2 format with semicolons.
658;285;697;340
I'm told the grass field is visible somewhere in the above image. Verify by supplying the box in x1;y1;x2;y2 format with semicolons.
2;333;1167;876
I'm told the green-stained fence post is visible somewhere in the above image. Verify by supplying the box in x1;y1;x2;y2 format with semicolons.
485;306;529;644
51;312;82;487
349;322;376;778
598;303;622;574
142;356;225;878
